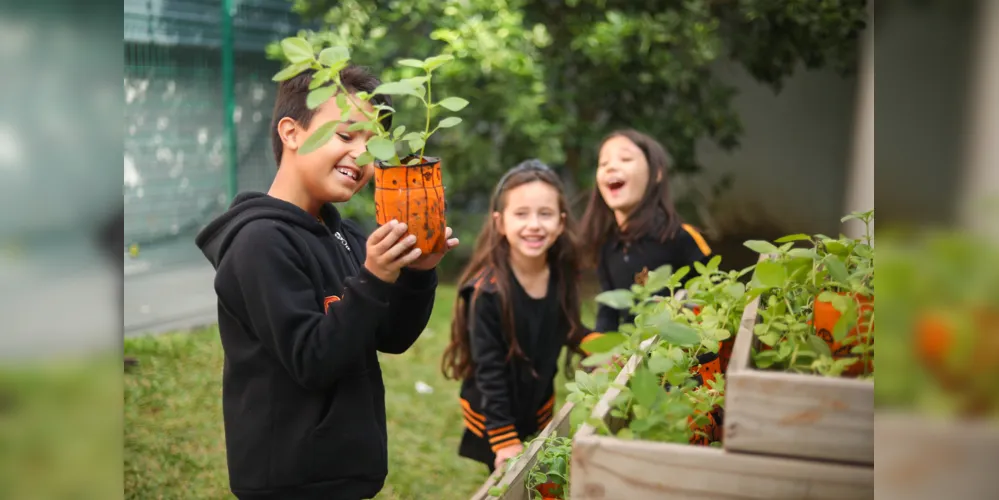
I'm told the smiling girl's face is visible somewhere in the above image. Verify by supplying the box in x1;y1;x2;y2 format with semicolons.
494;180;565;262
596;134;651;222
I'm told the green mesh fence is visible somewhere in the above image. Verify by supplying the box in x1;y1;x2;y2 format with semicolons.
123;0;307;268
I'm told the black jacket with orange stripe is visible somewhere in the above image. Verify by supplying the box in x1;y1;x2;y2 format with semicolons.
456;266;598;467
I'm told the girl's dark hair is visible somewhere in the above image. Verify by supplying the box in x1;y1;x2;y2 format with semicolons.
270;64;392;167
441;159;585;381
579;129;683;267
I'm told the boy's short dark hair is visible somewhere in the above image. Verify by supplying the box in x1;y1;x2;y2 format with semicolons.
270;65;392;167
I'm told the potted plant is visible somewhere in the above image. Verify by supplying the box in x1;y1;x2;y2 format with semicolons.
742;209;875;378
273;37;469;253
488;434;572;500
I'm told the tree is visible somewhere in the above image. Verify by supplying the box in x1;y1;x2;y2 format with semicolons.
272;0;867;224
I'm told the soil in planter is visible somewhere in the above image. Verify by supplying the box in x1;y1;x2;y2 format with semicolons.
373;156;447;254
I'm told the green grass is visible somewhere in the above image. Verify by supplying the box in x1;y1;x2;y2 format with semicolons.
124;284;593;499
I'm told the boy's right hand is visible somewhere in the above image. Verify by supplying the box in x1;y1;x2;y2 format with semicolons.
365;220;422;284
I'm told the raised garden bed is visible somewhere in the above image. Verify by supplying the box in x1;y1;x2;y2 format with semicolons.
724;292;874;465
469;401;575;500
571;343;874;499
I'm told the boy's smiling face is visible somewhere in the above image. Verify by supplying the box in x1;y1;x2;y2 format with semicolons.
278;93;377;204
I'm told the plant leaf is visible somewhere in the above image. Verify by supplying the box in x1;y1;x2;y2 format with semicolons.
273;61;312;81
306;86;337;109
630;367;659;409
372;80;422;97
438;96;469;111
648;355;674;375
423;54;455;71
807;334;833;358
754;261;787;289
744;240;779;255
438;116;463;129
281;37;314;64
397;58;425;68
393;126;407;139
658;321;700;347
581;333;625;354
309;68;332;89
318;46;350;67
366;137;396;161
595;290;634;310
298;121;338;155
356;151;374;166
824;256;849;283
407;139;425;154
775;233;812;243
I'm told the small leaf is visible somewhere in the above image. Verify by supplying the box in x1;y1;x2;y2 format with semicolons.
397;58;425;68
754;261;787;289
775;233;811;243
318;46;350;67
347;121;376;132
356;151;374;166
581;333;625;354
336;93;349;113
273;61;311;81
393;126;407;139
408;139;425;154
306;86;337;109
366;137;396;161
400;132;422;142
659;321;700;347
630;367;659;409
372;81;422;97
438;96;469;111
724;282;746;300
788;248;819;259
694;261;708;276
744;240;779;255
281;37;314;64
438;116;463;129
423;54;455;71
298;121;337;155
309;68;332;89
595;290;634;310
648;355;674;374
824;256;849;284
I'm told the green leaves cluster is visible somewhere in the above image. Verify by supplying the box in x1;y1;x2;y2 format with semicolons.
744;209;876;377
568;256;754;445
272;36;469;166
487;434;572;499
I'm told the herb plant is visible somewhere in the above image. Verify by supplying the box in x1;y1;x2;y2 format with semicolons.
272;36;468;166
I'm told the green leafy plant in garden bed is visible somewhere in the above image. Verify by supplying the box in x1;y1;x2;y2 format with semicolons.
743;210;875;379
568;257;755;445
488;434;572;500
273;36;468;164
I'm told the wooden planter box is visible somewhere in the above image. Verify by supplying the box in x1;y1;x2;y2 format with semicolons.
570;339;873;499
724;293;875;465
875;412;999;500
469;401;575;500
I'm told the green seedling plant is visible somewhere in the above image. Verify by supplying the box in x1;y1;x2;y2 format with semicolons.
272;36;469;166
743;210;875;377
569;257;754;444
487;434;572;499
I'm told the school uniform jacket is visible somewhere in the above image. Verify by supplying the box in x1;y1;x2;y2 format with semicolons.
457;267;598;465
196;192;436;500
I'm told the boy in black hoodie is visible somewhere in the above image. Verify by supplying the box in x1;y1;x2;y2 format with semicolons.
195;65;459;500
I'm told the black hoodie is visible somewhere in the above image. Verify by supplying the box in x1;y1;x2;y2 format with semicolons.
195;192;437;500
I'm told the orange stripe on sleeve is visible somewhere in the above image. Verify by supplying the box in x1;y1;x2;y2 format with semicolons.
489;431;518;444
459;399;486;422
464;420;484;438
537;397;555;415
487;425;515;436
490;437;522;453
463;414;485;430
682;224;712;257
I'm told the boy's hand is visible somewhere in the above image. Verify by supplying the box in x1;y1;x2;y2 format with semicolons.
407;226;460;271
365;220;421;283
493;442;524;472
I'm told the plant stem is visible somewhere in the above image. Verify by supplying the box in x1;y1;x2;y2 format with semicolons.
419;69;432;161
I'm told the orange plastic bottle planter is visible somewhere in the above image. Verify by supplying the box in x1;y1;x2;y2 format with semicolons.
373;156;447;254
813;292;874;376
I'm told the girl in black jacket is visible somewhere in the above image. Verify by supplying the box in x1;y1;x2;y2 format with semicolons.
441;160;597;472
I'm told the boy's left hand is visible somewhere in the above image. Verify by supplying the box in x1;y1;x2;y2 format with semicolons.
407;227;459;271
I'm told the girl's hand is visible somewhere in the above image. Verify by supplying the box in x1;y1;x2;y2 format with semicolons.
364;220;421;283
407;226;460;271
493;443;524;472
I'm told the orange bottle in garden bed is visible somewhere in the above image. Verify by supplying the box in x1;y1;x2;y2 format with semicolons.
812;292;874;376
373;156;447;254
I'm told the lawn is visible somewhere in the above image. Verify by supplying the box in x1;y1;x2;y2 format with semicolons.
124;284;591;499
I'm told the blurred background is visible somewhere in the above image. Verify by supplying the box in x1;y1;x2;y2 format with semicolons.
0;0;997;498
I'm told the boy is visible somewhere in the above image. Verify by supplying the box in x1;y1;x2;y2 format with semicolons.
195;65;458;499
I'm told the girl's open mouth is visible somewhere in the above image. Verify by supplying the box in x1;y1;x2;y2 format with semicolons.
607;179;626;194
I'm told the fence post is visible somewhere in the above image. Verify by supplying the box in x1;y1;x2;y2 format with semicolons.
222;0;238;201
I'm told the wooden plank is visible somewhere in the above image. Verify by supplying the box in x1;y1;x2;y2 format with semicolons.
472;401;575;500
571;434;873;500
724;289;874;464
875;413;999;500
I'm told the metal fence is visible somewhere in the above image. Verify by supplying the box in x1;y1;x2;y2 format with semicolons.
123;0;309;268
